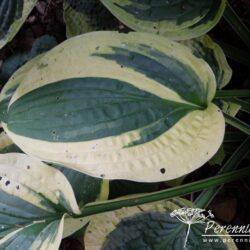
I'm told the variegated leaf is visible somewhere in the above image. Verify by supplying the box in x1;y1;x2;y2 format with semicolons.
180;35;232;89
0;153;85;249
100;0;226;40
0;215;65;250
56;165;109;209
1;31;225;182
0;153;80;215
0;154;110;244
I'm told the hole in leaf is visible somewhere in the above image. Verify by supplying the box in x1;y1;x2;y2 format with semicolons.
160;168;166;174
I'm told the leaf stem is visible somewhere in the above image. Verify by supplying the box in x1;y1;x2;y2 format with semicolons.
224;113;250;135
195;137;250;208
80;167;250;217
223;3;250;48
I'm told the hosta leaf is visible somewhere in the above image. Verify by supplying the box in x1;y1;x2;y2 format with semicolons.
55;169;109;240
100;0;226;40
0;216;64;250
0;53;45;123
0;0;37;49
0;155;108;242
63;0;118;37
57;167;109;238
1;31;225;182
0;152;109;242
0;153;80;215
180;35;232;89
0;153;85;249
84;198;237;250
55;165;109;209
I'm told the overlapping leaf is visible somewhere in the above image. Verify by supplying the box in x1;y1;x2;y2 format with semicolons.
180;35;232;89
0;153;108;249
100;0;226;40
0;153;79;248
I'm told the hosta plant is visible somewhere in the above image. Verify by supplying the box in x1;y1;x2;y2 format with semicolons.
0;0;250;249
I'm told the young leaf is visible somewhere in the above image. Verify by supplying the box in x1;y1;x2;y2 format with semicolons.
1;31;225;182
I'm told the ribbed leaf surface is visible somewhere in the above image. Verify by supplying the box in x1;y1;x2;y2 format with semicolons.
0;216;64;250
1;32;225;182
